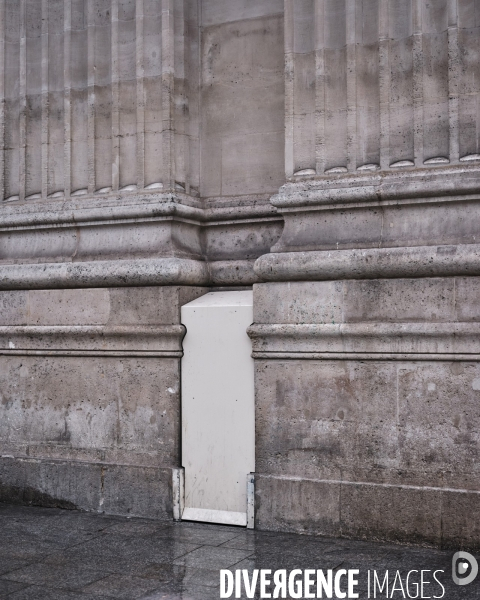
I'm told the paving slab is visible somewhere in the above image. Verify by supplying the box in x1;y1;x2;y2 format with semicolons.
0;503;479;599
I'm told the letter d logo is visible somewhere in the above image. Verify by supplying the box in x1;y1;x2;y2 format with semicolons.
452;551;478;586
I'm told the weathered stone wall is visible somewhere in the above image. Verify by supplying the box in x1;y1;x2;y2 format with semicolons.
1;0;480;547
284;0;480;175
250;279;480;548
200;1;284;197
0;286;206;516
1;0;188;199
0;0;285;201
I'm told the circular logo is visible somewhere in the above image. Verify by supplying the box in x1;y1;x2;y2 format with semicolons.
452;551;478;586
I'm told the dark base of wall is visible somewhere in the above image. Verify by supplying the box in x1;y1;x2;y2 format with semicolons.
255;474;480;551
4;458;478;551
0;457;173;520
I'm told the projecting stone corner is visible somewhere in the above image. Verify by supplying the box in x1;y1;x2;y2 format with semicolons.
0;190;280;289
254;164;480;283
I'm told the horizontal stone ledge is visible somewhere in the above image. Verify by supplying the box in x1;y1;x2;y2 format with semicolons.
254;244;480;281
0;324;185;353
254;474;480;548
0;194;200;230
0;258;264;289
247;322;480;355
0;258;211;289
0;192;278;231
251;352;480;361
275;164;480;209
1;350;183;358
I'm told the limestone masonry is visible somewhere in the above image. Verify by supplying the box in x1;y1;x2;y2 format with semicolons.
1;0;480;549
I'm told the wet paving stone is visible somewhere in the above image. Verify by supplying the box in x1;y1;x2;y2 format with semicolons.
0;503;479;599
0;579;29;599
3;562;108;591
6;586;112;600
81;574;161;599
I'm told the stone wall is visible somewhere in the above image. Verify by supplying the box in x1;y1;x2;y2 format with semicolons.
284;0;480;175
250;279;480;548
0;286;206;517
1;0;480;548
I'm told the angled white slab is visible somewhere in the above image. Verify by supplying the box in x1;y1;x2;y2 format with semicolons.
181;291;255;526
182;507;247;527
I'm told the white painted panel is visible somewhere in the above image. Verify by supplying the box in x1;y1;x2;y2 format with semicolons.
182;507;247;527
181;291;254;526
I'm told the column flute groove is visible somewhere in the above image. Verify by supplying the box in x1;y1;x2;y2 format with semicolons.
64;0;72;198
41;0;49;199
413;0;424;167
284;0;294;178
161;0;175;189
87;0;95;194
112;0;120;191
0;0;5;201
448;0;459;163
315;0;325;175
19;0;26;201
346;0;357;172
136;0;145;190
379;0;390;170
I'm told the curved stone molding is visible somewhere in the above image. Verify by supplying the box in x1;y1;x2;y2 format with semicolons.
293;169;316;177
145;182;164;190
324;167;348;174
247;322;480;357
389;160;414;168
357;164;380;172
208;260;262;286
0;324;186;356
423;157;449;165
255;244;480;282
0;258;210;290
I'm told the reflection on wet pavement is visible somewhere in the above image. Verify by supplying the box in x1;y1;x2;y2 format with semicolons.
0;504;477;599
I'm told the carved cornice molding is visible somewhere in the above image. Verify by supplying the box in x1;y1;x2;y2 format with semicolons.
273;165;480;211
254;244;480;282
0;192;279;288
0;258;210;290
266;165;480;257
0;324;185;356
248;322;480;359
0;192;279;230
